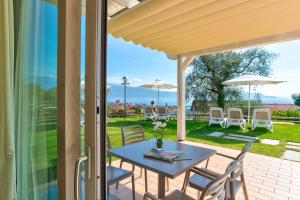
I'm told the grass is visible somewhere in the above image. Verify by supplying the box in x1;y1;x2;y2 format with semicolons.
37;116;300;183
107;116;300;158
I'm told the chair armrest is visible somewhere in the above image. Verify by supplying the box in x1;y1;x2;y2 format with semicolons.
216;152;236;160
191;168;216;179
143;192;159;200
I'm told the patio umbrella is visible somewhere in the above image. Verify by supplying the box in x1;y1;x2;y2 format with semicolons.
223;74;285;126
139;79;176;105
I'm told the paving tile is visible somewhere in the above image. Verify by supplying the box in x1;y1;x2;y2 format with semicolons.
224;136;255;142
287;142;300;147
228;134;258;140
207;132;224;137
281;150;300;162
110;141;300;200
261;139;280;145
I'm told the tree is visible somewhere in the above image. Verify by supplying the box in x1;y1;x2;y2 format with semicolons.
186;48;277;108
292;93;300;106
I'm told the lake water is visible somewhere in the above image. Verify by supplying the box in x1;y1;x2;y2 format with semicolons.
106;84;292;106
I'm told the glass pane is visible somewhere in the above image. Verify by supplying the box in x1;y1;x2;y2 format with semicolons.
14;1;58;199
80;3;86;200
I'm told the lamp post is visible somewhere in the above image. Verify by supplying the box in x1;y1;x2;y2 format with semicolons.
121;76;129;118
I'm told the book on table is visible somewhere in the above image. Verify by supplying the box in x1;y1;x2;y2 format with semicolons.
144;149;191;162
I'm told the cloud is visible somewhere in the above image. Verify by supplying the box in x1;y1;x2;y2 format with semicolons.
107;76;143;86
107;76;123;85
131;78;142;86
132;78;142;83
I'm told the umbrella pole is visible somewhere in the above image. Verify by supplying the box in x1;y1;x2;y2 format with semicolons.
248;83;251;128
157;85;160;106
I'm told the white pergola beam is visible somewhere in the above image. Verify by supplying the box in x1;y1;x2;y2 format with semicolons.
177;55;194;141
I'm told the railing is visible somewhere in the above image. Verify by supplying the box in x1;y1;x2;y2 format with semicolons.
37;105;300;123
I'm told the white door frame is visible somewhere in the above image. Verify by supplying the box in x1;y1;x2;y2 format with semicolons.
57;0;81;199
85;0;107;199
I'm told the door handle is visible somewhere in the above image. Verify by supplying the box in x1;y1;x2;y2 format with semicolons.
74;155;88;200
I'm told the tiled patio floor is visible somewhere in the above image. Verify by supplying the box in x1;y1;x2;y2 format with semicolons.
109;141;300;200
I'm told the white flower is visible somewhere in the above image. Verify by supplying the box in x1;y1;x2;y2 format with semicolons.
152;120;167;130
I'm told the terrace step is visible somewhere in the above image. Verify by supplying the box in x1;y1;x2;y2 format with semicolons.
228;134;258;141
224;136;255;142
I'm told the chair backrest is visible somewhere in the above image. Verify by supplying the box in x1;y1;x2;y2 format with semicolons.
228;108;243;120
210;107;223;118
200;160;239;200
236;142;253;161
228;142;252;182
121;125;145;145
145;106;153;114
158;107;167;115
253;108;271;121
107;134;112;165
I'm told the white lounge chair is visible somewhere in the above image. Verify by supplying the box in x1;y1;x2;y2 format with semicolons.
208;107;226;127
157;107;170;120
168;107;177;120
144;106;154;120
226;108;246;131
252;108;273;132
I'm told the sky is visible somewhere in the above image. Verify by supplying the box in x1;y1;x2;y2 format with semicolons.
41;2;299;100
107;35;177;87
108;35;300;99
261;40;300;98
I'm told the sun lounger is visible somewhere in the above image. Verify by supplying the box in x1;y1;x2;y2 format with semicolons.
252;108;273;132
226;108;246;131
208;107;226;127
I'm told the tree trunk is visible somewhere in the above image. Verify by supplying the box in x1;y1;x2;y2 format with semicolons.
217;86;225;108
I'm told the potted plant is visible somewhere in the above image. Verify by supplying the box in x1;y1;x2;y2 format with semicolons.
152;118;168;150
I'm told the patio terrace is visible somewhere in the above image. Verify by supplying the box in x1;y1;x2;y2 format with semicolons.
109;141;300;200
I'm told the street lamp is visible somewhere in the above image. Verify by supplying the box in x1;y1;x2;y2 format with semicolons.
121;76;129;117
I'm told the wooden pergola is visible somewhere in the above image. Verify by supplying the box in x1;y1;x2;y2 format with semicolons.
107;0;300;140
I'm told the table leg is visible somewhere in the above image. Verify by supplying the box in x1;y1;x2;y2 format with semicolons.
158;174;166;198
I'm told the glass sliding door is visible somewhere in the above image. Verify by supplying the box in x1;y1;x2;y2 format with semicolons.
14;0;58;199
80;3;87;200
79;0;108;199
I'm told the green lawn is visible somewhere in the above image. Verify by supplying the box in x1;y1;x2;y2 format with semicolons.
38;116;300;183
107;116;300;158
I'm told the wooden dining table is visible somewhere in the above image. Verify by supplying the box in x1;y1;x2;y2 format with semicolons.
108;139;216;198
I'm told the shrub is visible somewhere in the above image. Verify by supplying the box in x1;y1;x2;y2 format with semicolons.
127;103;145;114
225;100;263;115
111;100;125;114
108;100;145;115
272;109;300;117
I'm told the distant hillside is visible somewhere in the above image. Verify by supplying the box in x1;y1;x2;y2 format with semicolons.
107;84;177;105
31;77;293;105
241;92;293;104
108;84;293;105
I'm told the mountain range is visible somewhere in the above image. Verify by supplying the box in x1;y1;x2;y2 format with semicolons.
32;77;293;105
107;84;293;105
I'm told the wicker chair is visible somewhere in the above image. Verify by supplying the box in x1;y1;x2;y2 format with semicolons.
143;160;239;200
188;142;252;200
107;135;135;200
117;125;149;192
119;125;169;192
